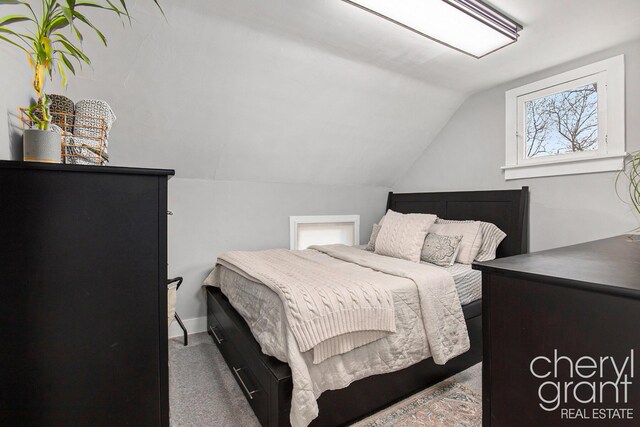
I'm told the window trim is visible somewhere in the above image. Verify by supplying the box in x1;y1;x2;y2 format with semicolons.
289;215;360;250
504;55;626;180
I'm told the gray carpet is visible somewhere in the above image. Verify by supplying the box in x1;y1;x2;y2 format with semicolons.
169;333;261;427
169;332;482;426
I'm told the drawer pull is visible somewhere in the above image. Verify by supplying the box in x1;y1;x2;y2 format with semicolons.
209;325;225;344
233;367;258;400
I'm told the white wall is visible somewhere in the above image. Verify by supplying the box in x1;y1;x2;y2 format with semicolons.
168;178;389;323
396;39;640;252
0;49;30;160
0;0;464;187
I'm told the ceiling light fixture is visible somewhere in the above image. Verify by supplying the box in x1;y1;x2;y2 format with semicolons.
342;0;522;58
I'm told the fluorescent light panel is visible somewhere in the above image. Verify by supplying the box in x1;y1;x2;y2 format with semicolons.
344;0;521;58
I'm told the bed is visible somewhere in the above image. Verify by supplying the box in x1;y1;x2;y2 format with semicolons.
205;188;529;427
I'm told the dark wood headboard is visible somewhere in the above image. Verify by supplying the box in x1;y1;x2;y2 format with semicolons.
386;187;529;258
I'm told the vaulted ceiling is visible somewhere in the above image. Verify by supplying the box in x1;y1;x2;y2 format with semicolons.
3;0;640;186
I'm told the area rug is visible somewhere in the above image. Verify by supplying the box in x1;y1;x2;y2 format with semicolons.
350;379;482;427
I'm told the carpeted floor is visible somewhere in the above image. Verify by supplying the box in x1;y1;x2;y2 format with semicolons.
169;332;482;427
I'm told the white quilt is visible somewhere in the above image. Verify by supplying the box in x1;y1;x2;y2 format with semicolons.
205;245;470;427
215;247;396;363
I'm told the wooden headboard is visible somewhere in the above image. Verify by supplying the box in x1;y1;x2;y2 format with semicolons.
386;187;529;258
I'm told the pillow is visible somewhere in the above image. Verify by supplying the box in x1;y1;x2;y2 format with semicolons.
475;222;507;261
421;233;463;267
365;223;382;252
374;210;436;262
74;99;116;156
430;220;482;264
48;93;75;133
436;219;507;262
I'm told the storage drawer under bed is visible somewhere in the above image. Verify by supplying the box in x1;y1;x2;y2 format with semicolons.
206;287;292;427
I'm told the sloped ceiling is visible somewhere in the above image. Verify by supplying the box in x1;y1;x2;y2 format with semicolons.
2;0;640;186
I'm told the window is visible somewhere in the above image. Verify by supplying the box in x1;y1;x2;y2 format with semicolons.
504;55;625;180
289;215;360;250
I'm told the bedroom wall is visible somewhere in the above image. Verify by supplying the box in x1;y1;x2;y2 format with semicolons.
0;51;30;160
395;39;640;252
167;178;389;334
0;0;464;187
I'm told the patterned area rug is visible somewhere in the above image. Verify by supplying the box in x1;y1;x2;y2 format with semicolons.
350;379;481;427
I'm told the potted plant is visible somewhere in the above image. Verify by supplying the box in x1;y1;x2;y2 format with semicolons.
22;93;62;162
617;151;640;237
0;0;162;163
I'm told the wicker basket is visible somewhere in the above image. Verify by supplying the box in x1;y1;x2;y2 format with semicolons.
19;107;109;165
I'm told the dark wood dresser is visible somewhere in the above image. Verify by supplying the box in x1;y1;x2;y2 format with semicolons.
0;161;174;426
474;235;640;427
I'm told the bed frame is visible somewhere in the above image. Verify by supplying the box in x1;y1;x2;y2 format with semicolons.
206;187;529;427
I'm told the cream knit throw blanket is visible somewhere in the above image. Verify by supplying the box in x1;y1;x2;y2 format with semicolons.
311;245;469;365
216;248;396;359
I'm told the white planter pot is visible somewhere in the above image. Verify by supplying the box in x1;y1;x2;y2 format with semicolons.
23;129;62;163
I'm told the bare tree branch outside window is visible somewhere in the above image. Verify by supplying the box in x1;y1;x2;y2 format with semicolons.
525;97;553;157
524;83;599;158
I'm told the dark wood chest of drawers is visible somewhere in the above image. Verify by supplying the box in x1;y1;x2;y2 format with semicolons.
475;236;640;427
0;161;174;426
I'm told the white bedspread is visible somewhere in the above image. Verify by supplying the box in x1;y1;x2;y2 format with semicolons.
216;247;396;363
204;245;470;427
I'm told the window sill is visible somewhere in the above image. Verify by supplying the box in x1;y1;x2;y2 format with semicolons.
502;153;627;180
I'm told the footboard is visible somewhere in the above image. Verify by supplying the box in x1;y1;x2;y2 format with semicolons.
206;286;482;427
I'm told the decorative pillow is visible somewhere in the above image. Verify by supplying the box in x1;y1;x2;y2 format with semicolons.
421;233;463;266
436;219;507;262
374;210;436;262
49;124;63;134
476;222;507;261
73;99;116;156
36;94;75;133
430;220;482;264
365;224;382;252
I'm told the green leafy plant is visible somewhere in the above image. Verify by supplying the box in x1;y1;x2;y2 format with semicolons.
616;151;640;234
0;0;162;130
24;92;51;129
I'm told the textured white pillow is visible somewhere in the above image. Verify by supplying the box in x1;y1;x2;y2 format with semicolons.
430;221;482;264
374;210;436;262
436;219;507;262
365;223;382;251
475;222;507;261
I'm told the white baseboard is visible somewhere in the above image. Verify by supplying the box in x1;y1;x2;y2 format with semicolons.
169;315;207;338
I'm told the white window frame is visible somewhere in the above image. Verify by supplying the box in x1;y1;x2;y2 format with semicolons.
289;215;360;250
503;55;626;180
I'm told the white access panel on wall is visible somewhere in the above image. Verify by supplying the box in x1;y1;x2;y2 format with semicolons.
290;215;360;250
